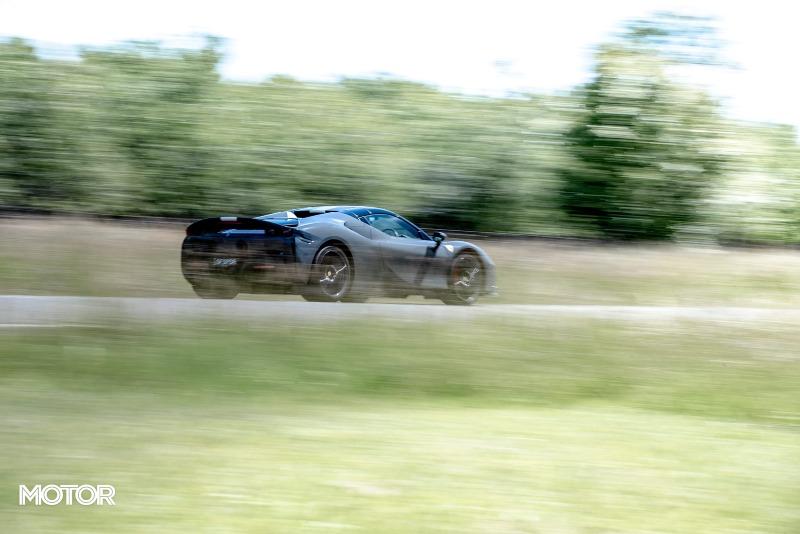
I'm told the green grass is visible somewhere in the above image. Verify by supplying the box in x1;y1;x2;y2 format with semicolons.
2;318;799;532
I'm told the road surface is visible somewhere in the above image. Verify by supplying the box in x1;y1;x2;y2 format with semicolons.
1;295;799;326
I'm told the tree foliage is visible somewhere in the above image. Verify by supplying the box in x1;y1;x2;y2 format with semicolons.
0;15;797;242
558;16;729;239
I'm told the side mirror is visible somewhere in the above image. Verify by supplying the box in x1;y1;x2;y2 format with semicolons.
431;231;447;251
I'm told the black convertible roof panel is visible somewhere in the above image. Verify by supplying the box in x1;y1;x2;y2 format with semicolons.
286;206;394;217
258;206;396;222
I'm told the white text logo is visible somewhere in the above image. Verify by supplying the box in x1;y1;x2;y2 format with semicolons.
19;484;116;506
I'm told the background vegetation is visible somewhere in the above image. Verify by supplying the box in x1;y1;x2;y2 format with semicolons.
2;13;799;241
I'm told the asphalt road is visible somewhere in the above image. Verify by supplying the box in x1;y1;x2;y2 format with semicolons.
2;295;800;326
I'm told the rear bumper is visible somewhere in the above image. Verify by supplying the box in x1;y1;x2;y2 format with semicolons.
181;235;300;287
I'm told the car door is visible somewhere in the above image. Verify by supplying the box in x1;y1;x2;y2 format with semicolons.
362;213;436;288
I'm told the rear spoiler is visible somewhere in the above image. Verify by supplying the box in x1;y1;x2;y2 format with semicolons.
185;217;294;237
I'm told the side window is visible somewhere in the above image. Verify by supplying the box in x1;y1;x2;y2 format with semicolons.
364;214;422;239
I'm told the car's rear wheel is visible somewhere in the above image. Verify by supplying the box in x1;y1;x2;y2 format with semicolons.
192;279;239;299
441;252;483;306
303;245;353;302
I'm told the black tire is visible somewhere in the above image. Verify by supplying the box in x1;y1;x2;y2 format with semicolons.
303;244;353;302
192;280;239;299
441;252;483;306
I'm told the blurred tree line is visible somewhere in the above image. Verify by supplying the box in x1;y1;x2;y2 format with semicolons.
1;14;799;242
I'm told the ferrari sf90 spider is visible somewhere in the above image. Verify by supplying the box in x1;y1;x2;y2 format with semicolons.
181;206;497;305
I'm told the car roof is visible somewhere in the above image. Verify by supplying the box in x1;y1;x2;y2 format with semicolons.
296;205;388;212
258;206;399;221
292;206;395;217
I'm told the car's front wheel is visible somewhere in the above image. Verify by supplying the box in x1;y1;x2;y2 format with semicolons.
303;244;353;302
441;252;483;305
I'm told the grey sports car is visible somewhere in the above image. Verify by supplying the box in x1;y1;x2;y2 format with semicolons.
181;206;497;305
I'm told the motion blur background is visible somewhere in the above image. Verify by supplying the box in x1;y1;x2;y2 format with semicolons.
1;1;799;532
0;2;798;242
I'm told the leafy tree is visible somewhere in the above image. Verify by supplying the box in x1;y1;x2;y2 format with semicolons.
79;37;222;216
1;27;798;244
0;38;79;208
558;15;728;239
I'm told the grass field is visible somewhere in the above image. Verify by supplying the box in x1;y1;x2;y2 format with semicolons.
4;216;800;305
2;217;800;532
2;317;799;532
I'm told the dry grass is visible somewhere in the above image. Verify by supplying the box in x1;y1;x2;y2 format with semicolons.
3;216;800;305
